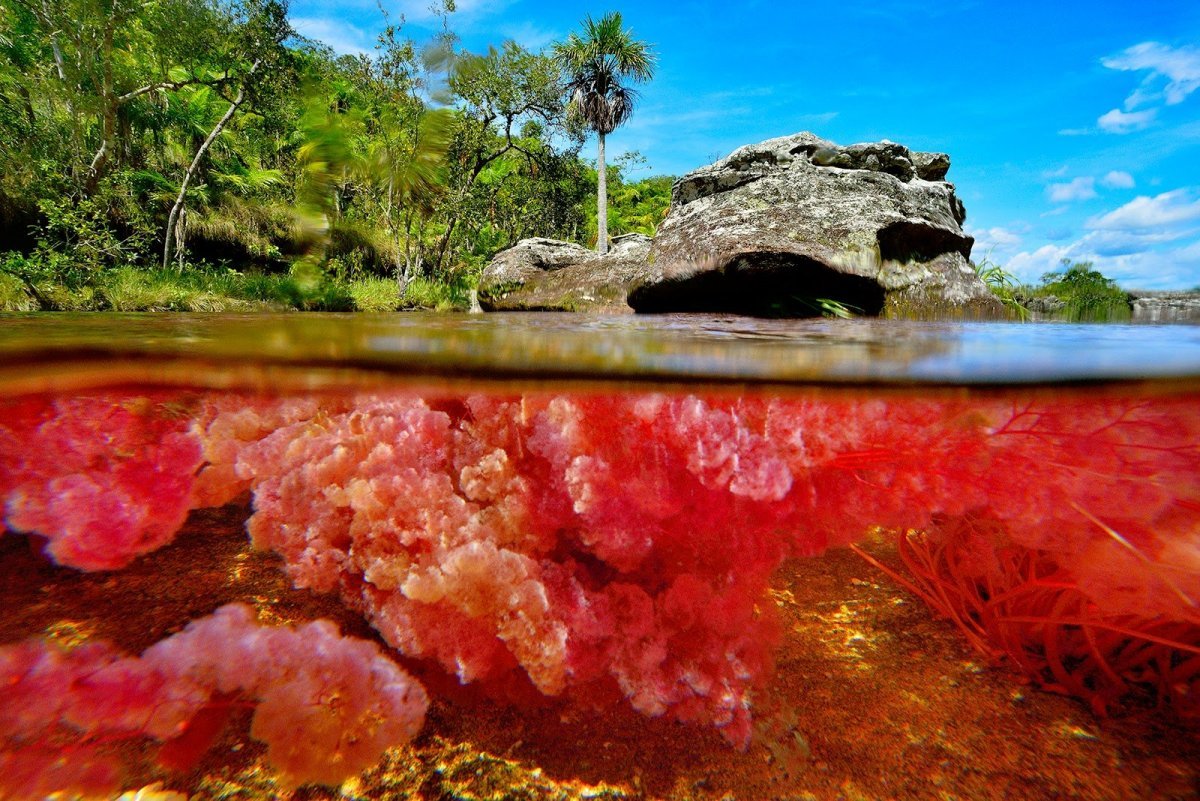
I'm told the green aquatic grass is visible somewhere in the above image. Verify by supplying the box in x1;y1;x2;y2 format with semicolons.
974;257;1029;320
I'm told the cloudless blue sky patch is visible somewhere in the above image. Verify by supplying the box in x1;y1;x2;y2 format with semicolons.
290;0;1200;289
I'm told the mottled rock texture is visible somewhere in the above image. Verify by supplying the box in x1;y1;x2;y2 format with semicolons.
1130;291;1200;323
478;234;650;312
630;132;1004;318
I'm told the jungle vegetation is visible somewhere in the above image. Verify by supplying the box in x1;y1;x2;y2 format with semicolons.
0;0;671;311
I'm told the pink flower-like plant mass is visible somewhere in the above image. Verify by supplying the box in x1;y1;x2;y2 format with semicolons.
2;386;1198;796
0;603;427;798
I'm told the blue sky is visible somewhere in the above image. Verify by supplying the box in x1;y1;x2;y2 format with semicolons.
291;0;1200;289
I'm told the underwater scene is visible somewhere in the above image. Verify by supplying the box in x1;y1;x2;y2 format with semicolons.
1;314;1199;801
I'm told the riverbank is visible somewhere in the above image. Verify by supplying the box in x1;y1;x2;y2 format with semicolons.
0;266;473;313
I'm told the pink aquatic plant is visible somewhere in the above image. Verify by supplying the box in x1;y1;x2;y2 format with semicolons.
0;394;202;570
220;391;1200;742
3;386;1198;770
0;604;428;798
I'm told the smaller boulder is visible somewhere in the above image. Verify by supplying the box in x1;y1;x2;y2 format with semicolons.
478;234;651;312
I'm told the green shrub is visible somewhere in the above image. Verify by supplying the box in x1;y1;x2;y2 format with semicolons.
187;201;323;266
1037;260;1131;322
327;220;402;278
0;271;39;311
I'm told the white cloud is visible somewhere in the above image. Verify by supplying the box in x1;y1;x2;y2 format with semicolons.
1001;187;1200;290
1004;239;1200;290
1042;165;1070;179
1046;177;1097;202
1006;244;1074;284
1097;107;1157;133
1101;42;1200;108
1084;247;1200;289
292;16;372;55
967;225;1023;262
1086;227;1197;256
983;227;1021;247
1100;170;1135;189
795;111;839;126
1087;189;1200;231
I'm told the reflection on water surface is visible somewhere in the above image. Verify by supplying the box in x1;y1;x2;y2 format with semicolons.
4;312;1200;389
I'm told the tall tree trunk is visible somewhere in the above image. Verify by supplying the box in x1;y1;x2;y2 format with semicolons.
596;131;608;255
162;61;259;271
85;17;117;192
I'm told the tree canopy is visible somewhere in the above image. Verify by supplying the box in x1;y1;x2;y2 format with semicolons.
0;2;671;310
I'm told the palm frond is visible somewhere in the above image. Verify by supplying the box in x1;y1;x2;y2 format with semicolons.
553;12;655;136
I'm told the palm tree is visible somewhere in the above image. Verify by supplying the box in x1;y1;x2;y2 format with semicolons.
553;13;654;255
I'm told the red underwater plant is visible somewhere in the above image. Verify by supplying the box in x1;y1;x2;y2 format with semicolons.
2;386;1198;769
0;394;202;570
854;512;1200;720
0;604;428;798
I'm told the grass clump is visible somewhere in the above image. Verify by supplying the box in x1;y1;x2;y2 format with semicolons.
0;250;477;314
402;275;475;311
348;277;403;312
975;257;1029;319
0;272;39;311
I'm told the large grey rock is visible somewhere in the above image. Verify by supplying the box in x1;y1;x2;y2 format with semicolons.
630;132;1004;318
478;234;650;312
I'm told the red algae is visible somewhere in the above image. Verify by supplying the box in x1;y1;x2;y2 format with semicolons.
0;394;201;570
2;384;1199;797
0;603;426;798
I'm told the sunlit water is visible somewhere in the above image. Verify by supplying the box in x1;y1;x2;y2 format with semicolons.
1;313;1198;801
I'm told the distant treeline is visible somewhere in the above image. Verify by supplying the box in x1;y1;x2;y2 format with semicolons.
0;0;672;310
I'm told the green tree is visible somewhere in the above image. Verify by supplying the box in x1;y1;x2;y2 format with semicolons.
436;41;567;270
162;0;293;268
553;11;653;255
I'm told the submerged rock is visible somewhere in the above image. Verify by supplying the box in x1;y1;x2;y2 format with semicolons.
630;132;1004;318
478;234;651;312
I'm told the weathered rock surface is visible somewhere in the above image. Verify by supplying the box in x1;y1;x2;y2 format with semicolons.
1129;291;1200;323
478;234;650;312
630;132;1004;318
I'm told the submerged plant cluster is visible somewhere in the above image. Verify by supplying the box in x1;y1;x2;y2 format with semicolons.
1;387;1197;796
